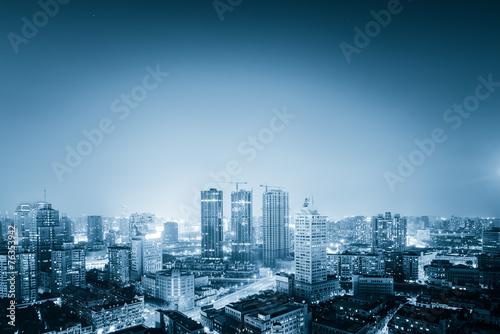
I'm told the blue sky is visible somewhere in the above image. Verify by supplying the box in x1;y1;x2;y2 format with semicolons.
1;0;500;220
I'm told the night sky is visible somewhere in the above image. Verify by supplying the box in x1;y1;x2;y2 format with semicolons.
1;0;499;220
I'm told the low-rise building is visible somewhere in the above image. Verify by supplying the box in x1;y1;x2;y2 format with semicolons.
155;310;205;334
352;275;394;296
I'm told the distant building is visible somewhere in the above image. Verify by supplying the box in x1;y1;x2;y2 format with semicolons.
14;203;36;252
327;252;385;278
201;189;224;260
142;269;195;311
402;250;437;282
131;233;162;281
155;310;205;334
263;189;289;266
163;221;179;245
33;202;65;291
87;216;103;248
130;213;156;236
108;245;131;286
231;189;253;262
371;212;407;252
352;275;394;296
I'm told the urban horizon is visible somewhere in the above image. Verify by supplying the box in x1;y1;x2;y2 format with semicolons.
2;1;500;334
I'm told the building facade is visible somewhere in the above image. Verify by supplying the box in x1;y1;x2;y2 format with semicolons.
201;189;224;260
262;189;289;266
231;189;252;262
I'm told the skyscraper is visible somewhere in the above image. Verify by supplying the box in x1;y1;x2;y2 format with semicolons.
32;202;64;291
201;188;223;260
293;199;338;302
294;201;327;284
60;215;74;243
231;189;252;262
108;245;131;286
371;212;407;252
14;204;35;252
87;215;103;248
483;219;500;255
263;189;289;266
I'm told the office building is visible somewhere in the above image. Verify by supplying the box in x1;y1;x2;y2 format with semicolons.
155;310;205;334
293;200;338;303
371;212;407;252
483;227;500;256
352;275;394;296
163;221;179;245
51;243;86;294
201;188;223;260
328;252;386;278
131;233;162;281
262;189;289;266
33;202;65;291
231;189;252;262
0;248;37;303
108;245;131;286
130;213;156;236
402;250;437;282
244;302;308;334
87;215;103;248
142;269;195;311
14;203;36;252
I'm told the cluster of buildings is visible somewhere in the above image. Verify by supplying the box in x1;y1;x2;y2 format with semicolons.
0;188;499;334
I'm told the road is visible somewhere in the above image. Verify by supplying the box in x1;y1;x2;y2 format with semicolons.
183;275;276;320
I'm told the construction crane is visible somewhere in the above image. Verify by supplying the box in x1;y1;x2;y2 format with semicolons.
220;181;248;191
259;184;284;192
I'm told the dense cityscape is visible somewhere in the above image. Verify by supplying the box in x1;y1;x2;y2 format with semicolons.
1;187;499;333
2;0;500;333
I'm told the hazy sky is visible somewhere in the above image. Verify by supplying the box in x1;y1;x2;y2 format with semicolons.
1;0;500;221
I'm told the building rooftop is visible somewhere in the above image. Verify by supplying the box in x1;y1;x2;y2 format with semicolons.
159;310;203;331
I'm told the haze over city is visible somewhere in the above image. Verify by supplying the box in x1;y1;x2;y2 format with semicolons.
2;0;500;220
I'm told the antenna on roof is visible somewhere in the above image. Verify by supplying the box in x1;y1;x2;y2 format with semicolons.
44;188;47;203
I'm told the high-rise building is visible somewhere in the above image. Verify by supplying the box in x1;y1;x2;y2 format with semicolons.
32;202;65;291
201;188;223;260
483;220;500;255
162;221;179;245
108;245;131;286
231;189;252;262
60;215;74;243
87;216;103;248
131;233;162;281
293;200;338;303
262;189;289;266
294;203;327;284
14;204;36;252
0;247;37;303
371;212;407;252
51;243;86;294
